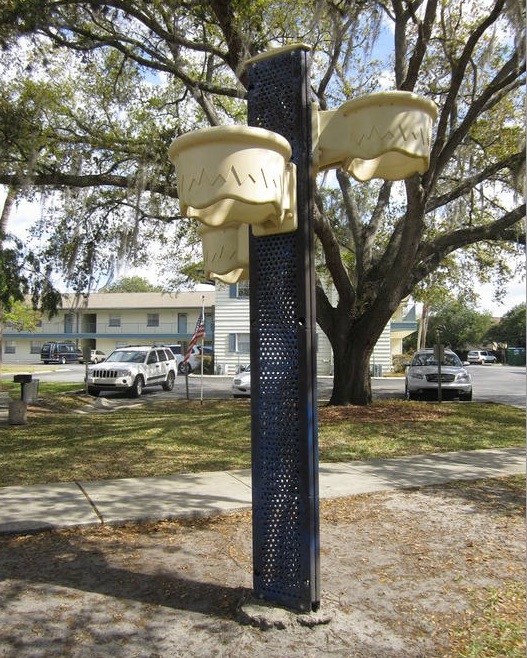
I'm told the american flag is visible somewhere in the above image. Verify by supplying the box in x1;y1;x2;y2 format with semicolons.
182;313;206;363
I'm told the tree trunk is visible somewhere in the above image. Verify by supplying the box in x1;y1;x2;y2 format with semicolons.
330;338;373;405
0;186;18;388
0;186;17;233
323;305;393;406
419;303;430;348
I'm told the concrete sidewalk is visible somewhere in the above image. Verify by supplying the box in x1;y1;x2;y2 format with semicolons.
0;447;524;535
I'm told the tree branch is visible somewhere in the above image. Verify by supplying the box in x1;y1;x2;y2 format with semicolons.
313;189;354;308
425;0;508;186
427;151;526;211
429;52;525;189
411;203;526;287
0;172;179;199
401;0;438;91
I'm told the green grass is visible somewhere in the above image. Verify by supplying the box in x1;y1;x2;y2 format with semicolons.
1;380;84;397
317;400;525;460
0;393;524;487
1;364;59;371
449;580;526;657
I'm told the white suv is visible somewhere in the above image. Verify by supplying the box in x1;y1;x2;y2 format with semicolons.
467;350;497;365
86;345;177;397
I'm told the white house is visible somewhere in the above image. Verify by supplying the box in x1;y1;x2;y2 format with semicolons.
212;282;417;375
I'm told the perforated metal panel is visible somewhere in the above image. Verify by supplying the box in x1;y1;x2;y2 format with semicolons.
247;47;320;613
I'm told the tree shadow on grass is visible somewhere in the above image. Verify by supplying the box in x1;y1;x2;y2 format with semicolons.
0;528;252;621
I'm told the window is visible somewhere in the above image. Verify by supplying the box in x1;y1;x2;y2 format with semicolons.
229;281;250;298
64;313;74;333
147;313;159;327
204;313;213;336
228;333;250;353
4;341;15;354
147;351;158;364
30;341;42;355
109;314;121;327
160;349;175;361
178;313;188;334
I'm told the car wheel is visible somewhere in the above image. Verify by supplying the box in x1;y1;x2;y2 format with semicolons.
178;361;191;375
60;356;67;364
87;386;99;397
460;390;473;401
130;375;144;398
162;370;176;391
405;384;418;401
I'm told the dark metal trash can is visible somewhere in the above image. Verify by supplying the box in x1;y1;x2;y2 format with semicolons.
13;375;40;403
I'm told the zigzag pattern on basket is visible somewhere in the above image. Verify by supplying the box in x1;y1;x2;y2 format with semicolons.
354;123;430;150
182;165;284;193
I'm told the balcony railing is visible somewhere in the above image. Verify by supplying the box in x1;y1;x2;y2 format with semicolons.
4;321;197;338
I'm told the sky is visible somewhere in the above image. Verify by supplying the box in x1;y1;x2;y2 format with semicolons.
477;278;525;317
4;195;525;318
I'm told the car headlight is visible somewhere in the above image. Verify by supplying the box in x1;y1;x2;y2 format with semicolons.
456;372;470;382
116;369;132;377
409;372;424;380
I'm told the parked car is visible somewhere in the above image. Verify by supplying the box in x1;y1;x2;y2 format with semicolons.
467;350;497;365
166;344;182;357
405;349;472;401
41;341;82;364
178;345;214;374
89;349;106;364
86;345;177;397
165;344;185;369
232;364;251;397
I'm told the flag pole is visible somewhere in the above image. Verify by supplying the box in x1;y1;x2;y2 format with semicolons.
200;295;205;404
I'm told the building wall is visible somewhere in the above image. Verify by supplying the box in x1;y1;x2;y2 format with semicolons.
213;283;251;374
211;283;400;376
3;288;415;373
2;292;214;364
212;282;336;375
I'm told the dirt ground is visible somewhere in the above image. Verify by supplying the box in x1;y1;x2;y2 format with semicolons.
0;477;524;658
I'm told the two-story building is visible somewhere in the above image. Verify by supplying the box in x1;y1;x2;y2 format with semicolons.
2;291;214;364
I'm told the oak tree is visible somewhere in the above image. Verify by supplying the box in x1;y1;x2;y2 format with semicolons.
0;0;524;404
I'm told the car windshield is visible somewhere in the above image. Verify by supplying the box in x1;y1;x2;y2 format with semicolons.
412;353;462;367
106;350;147;363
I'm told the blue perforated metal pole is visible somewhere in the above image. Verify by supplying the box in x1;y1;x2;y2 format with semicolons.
246;46;320;613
